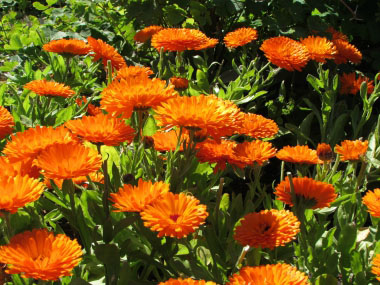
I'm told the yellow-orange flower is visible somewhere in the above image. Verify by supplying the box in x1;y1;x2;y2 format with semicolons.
140;192;208;238
234;209;300;250
196;38;218;50
276;145;322;164
339;72;374;95
36;142;102;180
275;177;337;209
0;156;41;179
87;36;126;70
316;143;333;162
0;106;14;139
326;27;349;41
116;65;154;80
363;189;380;218
134;25;163;43
75;96;102;116
300;36;336;63
152;129;189;152
101;77;178;118
159;278;217;285
24;80;75;98
335;140;368;161
65;113;135;146
44;171;104;189
234;140;277;166
42;38;91;55
260;37;310;71
154;95;243;139
110;179;169;212
372;253;380;281
224;27;258;48
227;264;309;285
237;113;278;138
170;77;189;90
333;39;362;64
0;229;82;281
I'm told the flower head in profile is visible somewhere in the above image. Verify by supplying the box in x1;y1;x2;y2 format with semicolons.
227;264;309;285
87;36;126;70
110;179;169;213
234;140;277;166
317;143;334;162
326;27;349;41
363;189;380;218
0;229;82;281
159;278;216;285
234;209;300;250
140;192;208;238
0;106;14;140
134;25;163;43
237;113;278;138
152;129;189;152
116;65;154;80
65;113;135;146
0;156;41;179
196;38;218;50
339;72;374;95
372;253;380;281
43;38;91;55
275;177;337;209
24;80;75;98
170;77;189;90
300;36;336;63
224;27;258;48
333;39;362;64
276;145;322;164
75;96;102;116
260;37;310;71
335;140;368;161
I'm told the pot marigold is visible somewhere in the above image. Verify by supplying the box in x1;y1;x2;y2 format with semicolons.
234;209;300;250
224;27;258;48
317;143;334;162
196;38;218;50
116;65;154;81
335;140;368;161
134;25;163;43
87;36;126;70
260;37;310;71
152;129;189;152
75;96;102;116
24;80;75;98
0;229;82;281
339;72;374;95
237;113;279;138
276;145;322;164
0;106;14;139
372;253;380;281
42;38;91;55
333;39;362;64
326;27;349;41
170;77;189;90
363;189;380;218
234;140;277;166
140;192;208;238
110;179;169;212
300;36;336;63
275;177;337;209
226;264;309;285
159;278;217;285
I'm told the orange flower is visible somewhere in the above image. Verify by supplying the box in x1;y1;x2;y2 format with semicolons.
362;189;380;218
0;229;82;281
42;38;91;55
196;38;219;50
140;192;208;238
75;96;102;116
316;143;333;162
116;65;154;80
134;25;163;43
227;264;309;285
300;36;336;63
24;80;75;98
275;177;337;209
36;142;102;180
237;113;279;138
335;140;368;161
224;27;258;48
326;27;349;41
152;129;189;152
260;37;310;71
151;28;213;52
3;126;76;162
339;72;374;95
110;179;169;212
87;36;126;70
372;253;380;281
65;113;135;146
234;140;277;166
0;156;40;179
0;106;14;139
333;39;362;64
234;209;300;250
170;77;189;90
159;278;217;285
101;77;178;118
154;95;243;139
276;145;322;164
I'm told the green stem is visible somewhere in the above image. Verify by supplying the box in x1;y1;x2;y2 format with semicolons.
214;177;224;233
234;245;250;270
97;144;110;219
355;160;367;192
107;60;113;84
3;211;13;242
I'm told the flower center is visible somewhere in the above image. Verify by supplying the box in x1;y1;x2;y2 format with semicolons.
259;223;271;233
170;214;180;222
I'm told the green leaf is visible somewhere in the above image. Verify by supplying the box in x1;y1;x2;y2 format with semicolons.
307;74;323;92
32;1;48;10
0;61;18;72
220;193;230;212
46;0;58;5
337;224;357;254
314;274;338;285
95;244;120;285
54;105;74;126
196;69;210;92
143;116;157;136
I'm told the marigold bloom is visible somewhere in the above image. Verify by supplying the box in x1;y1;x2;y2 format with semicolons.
75;96;102;116
363;189;380;218
276;145;322;164
154;95;243;139
224;27;258;48
65;113;135;146
44;171;104;189
24;80;75;98
170;77;189;90
335;140;368;161
110;179;169;212
36;142;102;180
372;253;380;281
152;129;189;152
159;278;217;285
0;229;82;281
326;27;349;41
275;177;337;209
227;264;309;285
196;38;218;50
134;25;163;43
339;72;374;95
101;77;178;118
234;140;277;166
140;192;208;238
42;38;91;55
116;65;154;80
333;39;362;64
238;113;278;138
0;156;40;179
260;37;310;71
0;106;14;139
87;36;126;70
316;143;333;162
300;36;336;63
